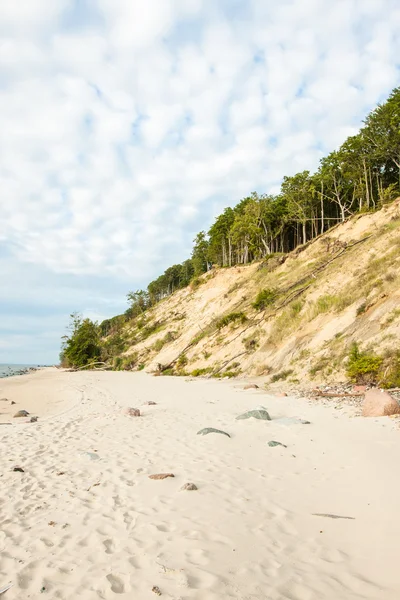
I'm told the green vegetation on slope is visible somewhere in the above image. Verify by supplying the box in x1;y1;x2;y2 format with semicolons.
61;89;400;376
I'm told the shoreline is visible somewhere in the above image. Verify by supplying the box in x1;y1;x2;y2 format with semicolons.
1;370;400;599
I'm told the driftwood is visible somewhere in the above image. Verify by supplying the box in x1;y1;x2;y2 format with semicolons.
313;391;364;398
69;361;111;372
209;351;248;377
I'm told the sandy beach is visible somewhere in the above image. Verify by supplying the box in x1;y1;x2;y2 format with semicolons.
1;369;400;599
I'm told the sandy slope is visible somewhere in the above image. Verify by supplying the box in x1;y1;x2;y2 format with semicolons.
1;370;400;599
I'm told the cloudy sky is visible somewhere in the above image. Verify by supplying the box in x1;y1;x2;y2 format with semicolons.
1;0;399;364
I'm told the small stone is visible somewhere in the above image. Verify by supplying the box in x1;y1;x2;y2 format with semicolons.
11;401;16;405
13;467;24;473
48;521;56;526
30;416;38;423
276;392;288;397
82;452;100;461
13;410;29;418
275;417;311;426
125;408;141;416
0;398;8;402
353;385;367;393
181;483;198;491
243;384;259;390
152;586;162;596
197;427;231;438
236;407;271;421
144;401;157;405
149;473;175;480
268;440;287;448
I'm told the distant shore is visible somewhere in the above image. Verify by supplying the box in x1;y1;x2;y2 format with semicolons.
0;363;44;379
1;369;400;599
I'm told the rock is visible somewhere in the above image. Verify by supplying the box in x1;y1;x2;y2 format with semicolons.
197;427;231;438
149;473;175;480
13;410;29;418
275;417;311;426
268;440;287;448
11;400;16;405
125;408;141;417
181;483;198;491
30;416;38;423
0;398;8;402
353;385;367;393
362;389;400;417
243;384;259;390
276;392;288;397
152;586;162;596
144;401;157;406
236;407;271;420
13;467;24;473
82;452;100;461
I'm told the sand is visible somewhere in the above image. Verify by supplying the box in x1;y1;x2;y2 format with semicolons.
1;369;400;599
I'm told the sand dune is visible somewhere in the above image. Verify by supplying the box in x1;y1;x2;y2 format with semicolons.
1;369;400;599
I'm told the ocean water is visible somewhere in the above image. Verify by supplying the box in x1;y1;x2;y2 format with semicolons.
0;364;39;378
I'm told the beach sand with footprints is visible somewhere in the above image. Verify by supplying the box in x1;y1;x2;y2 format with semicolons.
1;369;400;599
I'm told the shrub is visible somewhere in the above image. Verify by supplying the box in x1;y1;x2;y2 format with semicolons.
379;349;400;388
252;288;276;310
177;353;188;367
121;354;138;370
191;367;213;376
152;331;177;352
113;356;123;370
141;320;164;340
242;335;259;352
221;370;240;378
137;363;145;371
270;369;293;382
191;277;205;290
309;357;330;377
161;368;175;376
346;343;383;384
215;312;248;330
356;302;368;316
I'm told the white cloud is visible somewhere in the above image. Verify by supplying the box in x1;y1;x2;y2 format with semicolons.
0;0;399;362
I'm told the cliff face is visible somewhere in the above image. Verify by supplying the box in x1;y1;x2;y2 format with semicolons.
112;199;400;384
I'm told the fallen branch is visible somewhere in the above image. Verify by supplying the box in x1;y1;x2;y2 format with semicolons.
209;351;248;377
69;361;110;372
313;391;364;398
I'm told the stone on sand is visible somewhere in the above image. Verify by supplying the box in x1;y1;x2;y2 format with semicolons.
362;389;400;417
236;407;271;421
181;483;198;491
13;410;29;418
197;427;231;438
125;407;141;417
243;384;259;390
149;473;175;480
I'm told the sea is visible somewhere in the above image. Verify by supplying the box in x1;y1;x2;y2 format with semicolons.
0;364;40;378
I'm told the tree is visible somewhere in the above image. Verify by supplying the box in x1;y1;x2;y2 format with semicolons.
362;87;400;190
61;313;101;368
192;231;209;275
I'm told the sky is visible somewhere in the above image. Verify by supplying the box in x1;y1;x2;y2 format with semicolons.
0;0;400;364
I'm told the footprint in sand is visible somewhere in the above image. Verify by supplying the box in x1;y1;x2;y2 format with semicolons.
106;574;125;594
103;538;115;554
